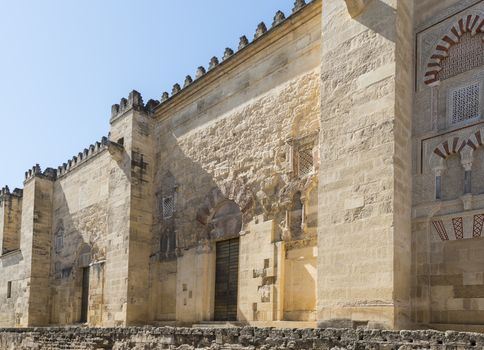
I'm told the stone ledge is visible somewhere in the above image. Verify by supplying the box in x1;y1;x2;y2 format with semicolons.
0;326;483;349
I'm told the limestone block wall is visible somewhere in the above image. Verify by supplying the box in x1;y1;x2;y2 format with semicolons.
411;0;484;329
238;218;279;323
283;244;317;322
49;150;111;325
149;260;177;323
318;0;413;329
106;104;156;326
104;112;134;326
0;327;484;350
174;246;215;324
125;111;155;325
0;250;24;327
149;2;322;325
429;237;484;325
0;176;39;327
0;189;24;326
0;190;22;254
27;176;54;326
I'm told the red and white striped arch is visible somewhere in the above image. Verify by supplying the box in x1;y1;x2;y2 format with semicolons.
424;14;484;86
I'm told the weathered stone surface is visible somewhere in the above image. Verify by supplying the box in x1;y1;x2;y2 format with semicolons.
223;47;234;60
0;327;483;350
208;56;219;70
254;22;267;39
238;35;249;50
1;0;484;335
272;11;286;27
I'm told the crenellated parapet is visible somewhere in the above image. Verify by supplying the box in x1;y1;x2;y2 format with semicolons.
148;0;312;109
56;136;109;178
22;136;113;183
0;184;23;254
0;186;10;197
107;1;312;119
24;164;57;183
110;90;162;121
0;186;23;200
23;165;57;183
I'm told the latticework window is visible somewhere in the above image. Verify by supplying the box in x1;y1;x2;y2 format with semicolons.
439;33;484;81
162;196;174;219
449;82;481;124
297;143;314;177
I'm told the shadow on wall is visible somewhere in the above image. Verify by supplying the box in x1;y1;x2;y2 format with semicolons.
153;130;228;255
50;176;108;326
351;0;396;43
150;129;226;324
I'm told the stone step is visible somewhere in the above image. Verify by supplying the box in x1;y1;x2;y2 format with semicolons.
152;320;177;327
192;321;244;328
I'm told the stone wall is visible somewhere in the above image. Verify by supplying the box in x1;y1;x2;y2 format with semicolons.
2;0;484;332
318;0;413;329
50;150;111;326
148;1;322;326
0;189;22;254
411;0;484;330
0;327;483;349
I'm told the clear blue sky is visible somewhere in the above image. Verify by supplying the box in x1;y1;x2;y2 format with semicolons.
0;0;297;189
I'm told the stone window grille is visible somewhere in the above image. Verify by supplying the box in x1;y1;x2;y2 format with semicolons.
293;134;317;178
448;81;481;125
54;262;61;274
439;32;483;81
297;143;314;177
162;195;175;219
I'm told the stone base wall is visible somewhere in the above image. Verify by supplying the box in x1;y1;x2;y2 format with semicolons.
0;327;483;350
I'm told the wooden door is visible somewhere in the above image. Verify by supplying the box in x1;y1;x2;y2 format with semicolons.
80;267;90;323
214;238;239;321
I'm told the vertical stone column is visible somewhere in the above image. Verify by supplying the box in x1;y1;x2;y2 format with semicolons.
460;146;473;195
20;168;55;326
430;154;446;201
318;0;414;329
106;90;154;326
463;169;472;194
0;188;22;254
435;172;442;200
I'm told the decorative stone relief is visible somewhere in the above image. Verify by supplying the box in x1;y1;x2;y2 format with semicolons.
432;212;484;241
196;180;254;240
439;32;484;81
416;4;484;89
448;80;481;125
